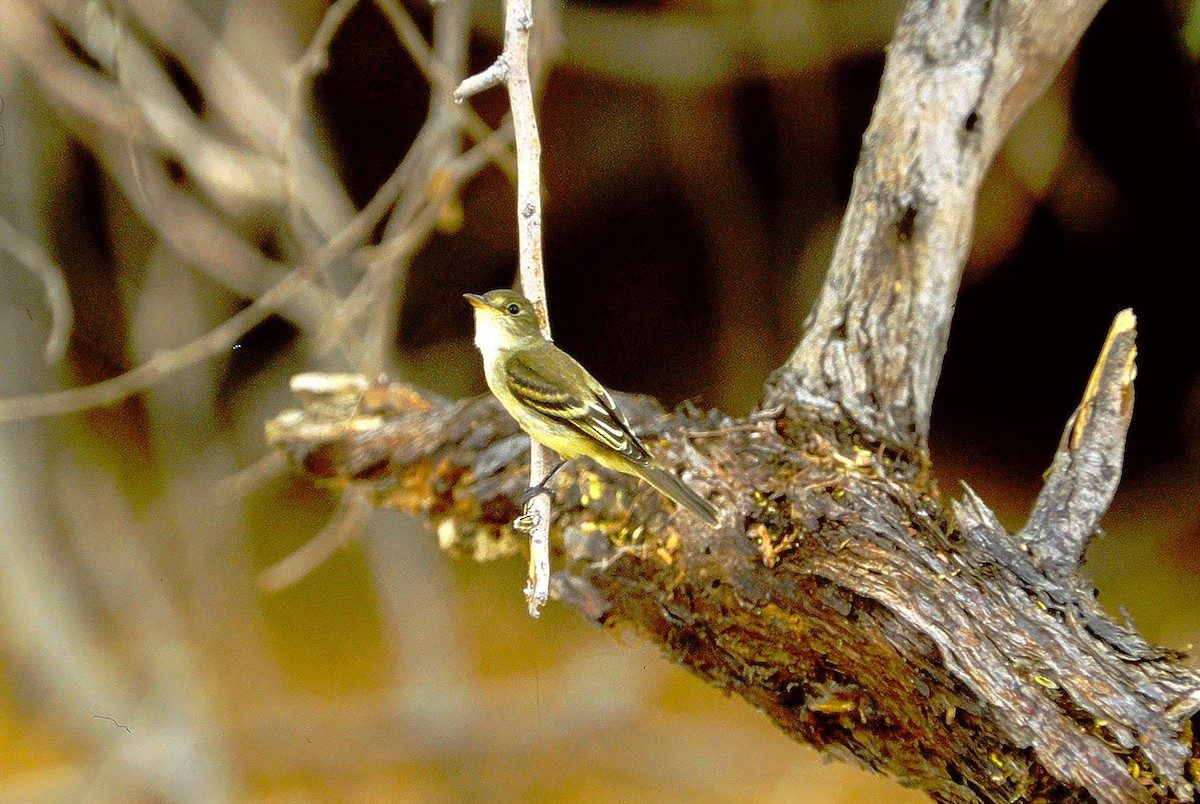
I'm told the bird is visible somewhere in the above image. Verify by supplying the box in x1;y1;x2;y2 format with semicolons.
465;289;721;528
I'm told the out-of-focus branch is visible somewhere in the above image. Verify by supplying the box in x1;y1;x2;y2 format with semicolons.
346;116;514;367
372;0;518;182
118;0;356;235
0;106;504;423
258;485;373;592
97;137;332;330
235;642;671;773
55;456;234;801
0;267;302;422
0;313;215;802
0;6;342;331
0;214;73;363
278;0;360;250
763;0;1109;459
40;0;286;220
356;0;475;373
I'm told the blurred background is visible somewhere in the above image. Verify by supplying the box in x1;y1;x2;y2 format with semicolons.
0;0;1198;800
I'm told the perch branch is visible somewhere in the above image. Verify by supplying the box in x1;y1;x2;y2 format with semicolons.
266;351;1200;803
456;0;556;616
763;0;1109;459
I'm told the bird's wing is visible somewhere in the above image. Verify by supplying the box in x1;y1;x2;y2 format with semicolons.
504;346;650;466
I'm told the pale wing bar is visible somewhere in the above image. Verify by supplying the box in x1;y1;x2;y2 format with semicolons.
505;353;650;465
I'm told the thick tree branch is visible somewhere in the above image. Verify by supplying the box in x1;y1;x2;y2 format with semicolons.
268;332;1200;802
762;0;1108;458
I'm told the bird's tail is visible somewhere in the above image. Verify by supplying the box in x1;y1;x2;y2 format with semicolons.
637;464;721;528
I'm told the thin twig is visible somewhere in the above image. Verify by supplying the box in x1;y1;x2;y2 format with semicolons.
0;215;74;363
259;490;374;591
4;1;282;225
91;715;131;734
454;58;508;101
337;118;515;363
456;0;554;616
98;136;330;332
211;451;289;502
0;270;304;422
61;0;285;218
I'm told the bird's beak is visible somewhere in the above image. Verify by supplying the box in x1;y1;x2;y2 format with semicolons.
463;293;490;310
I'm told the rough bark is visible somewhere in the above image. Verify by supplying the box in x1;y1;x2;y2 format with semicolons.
763;0;1114;458
265;0;1200;801
268;352;1200;803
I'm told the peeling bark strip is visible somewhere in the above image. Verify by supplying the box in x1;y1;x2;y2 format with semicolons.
1019;310;1138;574
763;0;1109;458
267;351;1200;803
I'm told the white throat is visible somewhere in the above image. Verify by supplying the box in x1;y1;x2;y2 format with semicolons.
472;310;505;360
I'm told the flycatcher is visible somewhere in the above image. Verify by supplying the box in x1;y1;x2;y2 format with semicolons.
465;290;721;528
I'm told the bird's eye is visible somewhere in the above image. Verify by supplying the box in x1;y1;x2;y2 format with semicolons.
506;303;520;315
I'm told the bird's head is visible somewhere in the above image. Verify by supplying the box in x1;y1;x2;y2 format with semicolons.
464;289;543;353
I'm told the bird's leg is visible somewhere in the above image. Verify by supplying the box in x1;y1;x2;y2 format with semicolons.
519;459;567;505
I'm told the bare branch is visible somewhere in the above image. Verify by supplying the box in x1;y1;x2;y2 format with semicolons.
354;0;480;373
278;0;361;249
453;57;508;102
259;489;373;592
345;117;515;366
118;0;356;234
0;214;73;363
373;0;517;181
763;0;1109;458
0;104;489;423
211;450;289;502
43;0;287;219
0;268;303;423
456;0;558;616
267;373;1200;803
97;137;331;330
